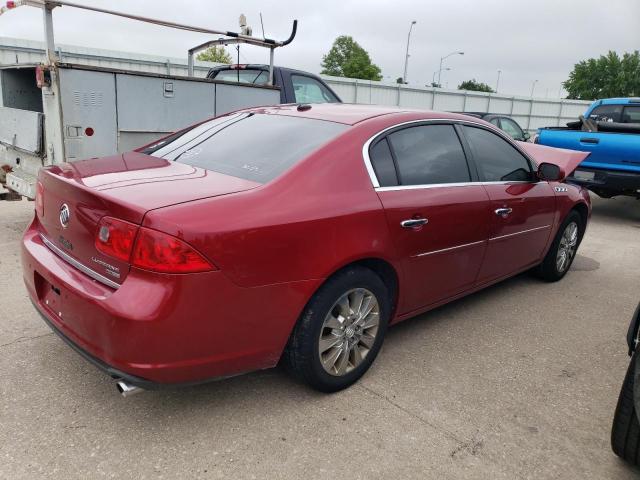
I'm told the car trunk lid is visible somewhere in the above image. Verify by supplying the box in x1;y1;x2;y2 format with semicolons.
518;141;590;180
37;152;260;286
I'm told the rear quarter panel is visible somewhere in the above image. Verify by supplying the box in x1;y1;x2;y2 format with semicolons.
142;116;407;289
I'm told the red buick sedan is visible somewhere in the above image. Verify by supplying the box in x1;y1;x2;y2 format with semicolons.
22;104;591;394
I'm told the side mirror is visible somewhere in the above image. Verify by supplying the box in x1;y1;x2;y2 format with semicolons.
523;132;531;141
537;162;562;181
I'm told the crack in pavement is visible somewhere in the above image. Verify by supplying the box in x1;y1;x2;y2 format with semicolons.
356;383;527;480
0;332;54;350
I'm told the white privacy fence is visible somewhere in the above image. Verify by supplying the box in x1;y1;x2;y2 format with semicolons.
322;76;591;133
1;37;592;132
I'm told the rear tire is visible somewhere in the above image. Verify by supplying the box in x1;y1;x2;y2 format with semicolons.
611;354;640;467
535;210;583;282
283;266;390;392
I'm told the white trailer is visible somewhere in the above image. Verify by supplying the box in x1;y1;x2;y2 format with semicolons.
0;0;296;199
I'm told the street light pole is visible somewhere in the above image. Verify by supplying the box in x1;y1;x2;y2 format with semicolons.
402;20;417;84
438;50;464;87
530;79;538;97
496;69;501;93
432;67;450;86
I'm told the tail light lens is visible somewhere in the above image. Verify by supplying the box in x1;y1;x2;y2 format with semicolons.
95;217;138;262
94;217;215;273
131;228;214;273
35;181;44;217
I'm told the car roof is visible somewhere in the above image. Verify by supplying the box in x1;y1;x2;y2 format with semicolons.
595;98;640;106
243;103;476;126
208;64;320;77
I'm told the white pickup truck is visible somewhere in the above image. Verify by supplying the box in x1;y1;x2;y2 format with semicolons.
0;0;322;200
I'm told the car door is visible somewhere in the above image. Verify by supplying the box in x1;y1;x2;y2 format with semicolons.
461;125;556;284
287;73;341;104
368;122;491;314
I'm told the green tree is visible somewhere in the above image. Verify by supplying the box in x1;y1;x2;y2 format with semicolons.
321;36;382;81
563;51;640;100
196;45;232;64
458;79;494;93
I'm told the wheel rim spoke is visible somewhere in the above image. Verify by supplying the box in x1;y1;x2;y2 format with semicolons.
319;334;343;353
359;333;376;349
335;342;350;375
351;344;364;367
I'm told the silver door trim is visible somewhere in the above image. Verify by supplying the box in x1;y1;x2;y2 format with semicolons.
362;117;538;189
489;224;551;242
412;239;486;258
39;233;121;290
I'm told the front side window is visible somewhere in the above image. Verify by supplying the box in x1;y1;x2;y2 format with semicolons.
291;75;339;103
386;125;471;185
589;104;622;122
500;118;525;141
463;126;532;182
144;113;347;183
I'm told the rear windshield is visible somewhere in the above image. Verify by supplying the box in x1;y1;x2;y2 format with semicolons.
211;69;269;85
143;113;348;183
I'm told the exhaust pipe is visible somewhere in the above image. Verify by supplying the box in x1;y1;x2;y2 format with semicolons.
115;380;143;397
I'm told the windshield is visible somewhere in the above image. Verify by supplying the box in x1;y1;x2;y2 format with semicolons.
143;113;348;183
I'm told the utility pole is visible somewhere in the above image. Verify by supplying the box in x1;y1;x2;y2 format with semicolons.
496;69;501;93
402;20;417;84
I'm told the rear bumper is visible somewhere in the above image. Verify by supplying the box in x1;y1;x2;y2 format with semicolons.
568;167;640;196
22;217;320;385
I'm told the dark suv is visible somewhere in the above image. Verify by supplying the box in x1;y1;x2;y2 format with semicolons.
611;302;640;467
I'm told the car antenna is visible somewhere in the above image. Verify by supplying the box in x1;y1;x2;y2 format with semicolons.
260;13;266;39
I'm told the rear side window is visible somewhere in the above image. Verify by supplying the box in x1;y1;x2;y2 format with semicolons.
622;106;640;123
291;75;339;103
146;113;347;183
369;138;398;186
211;69;269;85
386;125;470;185
463;126;532;182
589;105;622;122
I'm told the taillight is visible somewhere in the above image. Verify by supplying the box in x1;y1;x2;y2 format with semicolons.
35;181;44;217
94;217;215;274
131;227;215;273
95;217;138;262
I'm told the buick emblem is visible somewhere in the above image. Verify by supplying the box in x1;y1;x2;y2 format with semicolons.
59;204;71;228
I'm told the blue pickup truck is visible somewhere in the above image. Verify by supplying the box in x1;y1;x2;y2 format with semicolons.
536;98;640;198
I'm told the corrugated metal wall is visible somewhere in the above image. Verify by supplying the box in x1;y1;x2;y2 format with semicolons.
1;37;592;132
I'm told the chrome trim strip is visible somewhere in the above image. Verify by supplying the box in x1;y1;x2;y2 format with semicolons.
375;180;537;192
489;225;551;242
362;117;538;189
38;233;120;290
412;240;485;258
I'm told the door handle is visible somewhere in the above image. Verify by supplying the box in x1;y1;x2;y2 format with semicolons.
401;218;428;228
495;207;513;218
580;137;599;144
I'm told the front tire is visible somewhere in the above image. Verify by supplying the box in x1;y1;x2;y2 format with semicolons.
283;266;390;392
611;354;640;466
535;210;583;282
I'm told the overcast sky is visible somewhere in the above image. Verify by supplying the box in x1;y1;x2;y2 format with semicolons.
2;0;638;97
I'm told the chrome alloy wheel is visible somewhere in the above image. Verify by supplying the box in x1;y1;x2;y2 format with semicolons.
318;288;380;376
556;221;578;273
